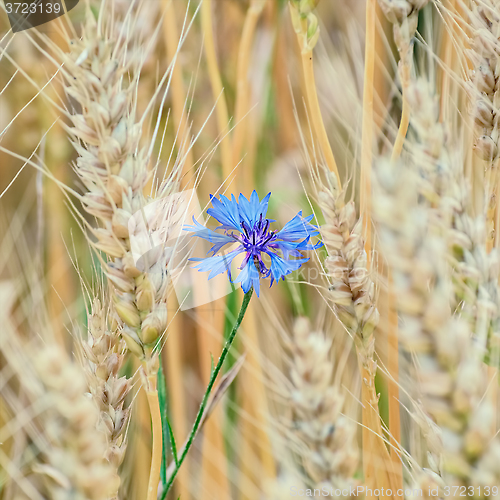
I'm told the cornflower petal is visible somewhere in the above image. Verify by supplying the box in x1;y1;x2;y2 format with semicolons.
273;236;323;259
207;194;242;232
184;217;234;254
191;248;243;280
267;252;308;285
235;258;261;296
238;190;271;229
276;212;320;241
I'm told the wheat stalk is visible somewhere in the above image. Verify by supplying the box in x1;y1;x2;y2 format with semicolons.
201;0;233;185
289;0;342;186
377;0;430;159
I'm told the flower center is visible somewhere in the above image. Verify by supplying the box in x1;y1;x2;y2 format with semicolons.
239;215;276;254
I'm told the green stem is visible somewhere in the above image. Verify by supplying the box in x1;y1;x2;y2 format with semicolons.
160;288;254;498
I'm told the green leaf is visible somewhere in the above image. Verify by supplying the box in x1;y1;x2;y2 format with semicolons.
157;360;169;486
203;354;246;423
166;416;179;468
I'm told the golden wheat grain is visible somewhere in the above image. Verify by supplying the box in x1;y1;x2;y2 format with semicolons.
56;6;180;498
79;297;131;498
374;80;500;487
287;317;358;493
32;345;120;500
468;1;500;162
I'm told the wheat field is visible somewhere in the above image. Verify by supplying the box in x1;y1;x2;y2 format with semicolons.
1;0;500;499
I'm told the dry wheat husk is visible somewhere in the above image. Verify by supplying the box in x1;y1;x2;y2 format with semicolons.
286;317;358;494
79;297;132;498
58;6;178;367
374;80;500;490
468;1;500;162
1;328;118;500
31;345;120;500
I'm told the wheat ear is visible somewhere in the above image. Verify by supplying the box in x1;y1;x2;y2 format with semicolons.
372;2;432;482
374;80;500;487
32;344;119;500
375;155;500;488
317;171;399;495
287;317;359;493
406;80;500;362
466;1;500;250
79;297;132;499
58;7;176;499
468;1;500;163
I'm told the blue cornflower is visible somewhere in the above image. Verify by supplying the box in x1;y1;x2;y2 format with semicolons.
184;191;322;297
